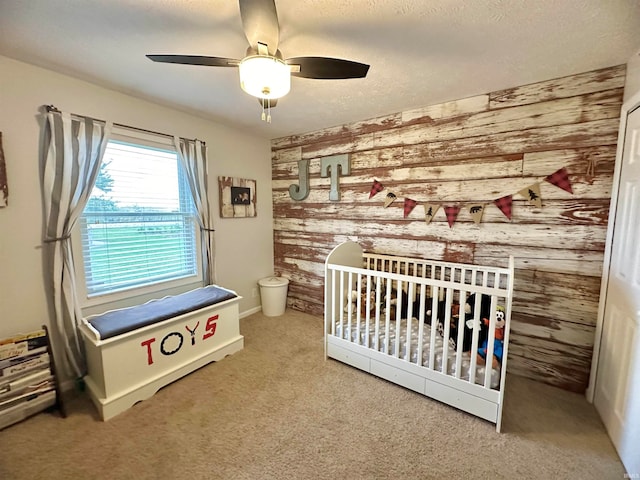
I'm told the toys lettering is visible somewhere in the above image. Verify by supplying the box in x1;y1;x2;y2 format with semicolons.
140;315;218;366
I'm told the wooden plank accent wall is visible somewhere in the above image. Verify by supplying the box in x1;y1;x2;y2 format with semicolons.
271;65;625;393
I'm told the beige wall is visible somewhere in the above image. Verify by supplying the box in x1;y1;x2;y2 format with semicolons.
623;47;640;103
271;65;625;393
0;55;274;340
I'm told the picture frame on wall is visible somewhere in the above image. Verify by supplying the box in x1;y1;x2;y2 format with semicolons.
218;176;256;218
231;186;251;205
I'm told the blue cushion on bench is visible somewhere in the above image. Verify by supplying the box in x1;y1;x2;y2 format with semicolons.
87;285;238;340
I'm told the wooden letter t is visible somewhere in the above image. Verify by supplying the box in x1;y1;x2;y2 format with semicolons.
321;154;350;201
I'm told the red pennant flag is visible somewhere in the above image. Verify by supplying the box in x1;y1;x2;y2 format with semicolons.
403;198;418;218
369;179;384;198
494;195;513;220
544;167;573;194
444;205;460;228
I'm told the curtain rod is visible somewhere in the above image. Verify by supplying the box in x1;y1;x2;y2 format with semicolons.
44;105;205;145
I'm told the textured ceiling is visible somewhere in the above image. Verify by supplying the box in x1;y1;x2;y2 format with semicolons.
1;0;639;139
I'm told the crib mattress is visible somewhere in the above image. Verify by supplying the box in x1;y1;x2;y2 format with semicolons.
334;319;500;389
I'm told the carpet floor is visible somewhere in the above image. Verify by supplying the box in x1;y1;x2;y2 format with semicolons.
0;309;626;479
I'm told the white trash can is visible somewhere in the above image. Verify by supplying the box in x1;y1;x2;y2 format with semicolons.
258;276;289;316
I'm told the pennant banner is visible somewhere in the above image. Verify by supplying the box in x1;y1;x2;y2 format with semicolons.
519;182;542;208
367;166;570;226
545;167;573;194
424;204;440;225
444;205;460;228
369;179;384;198
403;198;418;218
469;204;485;224
383;192;397;208
494;195;513;220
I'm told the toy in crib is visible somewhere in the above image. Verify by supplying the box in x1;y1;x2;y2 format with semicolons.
443;293;506;366
344;286;411;317
477;305;506;368
344;290;376;314
443;293;491;353
381;288;441;325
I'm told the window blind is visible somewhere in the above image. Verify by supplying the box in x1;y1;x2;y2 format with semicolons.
81;140;197;296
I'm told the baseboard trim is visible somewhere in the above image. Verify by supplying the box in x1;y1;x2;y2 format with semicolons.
240;306;262;318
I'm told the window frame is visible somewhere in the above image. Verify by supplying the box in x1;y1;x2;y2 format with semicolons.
72;128;203;310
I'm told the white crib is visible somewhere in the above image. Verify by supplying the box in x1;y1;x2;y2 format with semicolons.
324;242;514;432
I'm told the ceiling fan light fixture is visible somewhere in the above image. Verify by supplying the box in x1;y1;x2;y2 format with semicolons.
239;55;290;99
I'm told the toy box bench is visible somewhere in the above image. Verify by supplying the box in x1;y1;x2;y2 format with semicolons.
79;285;243;420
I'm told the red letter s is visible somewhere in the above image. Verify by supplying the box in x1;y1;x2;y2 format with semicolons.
203;315;218;340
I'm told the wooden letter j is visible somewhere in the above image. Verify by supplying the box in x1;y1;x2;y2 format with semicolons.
289;159;310;201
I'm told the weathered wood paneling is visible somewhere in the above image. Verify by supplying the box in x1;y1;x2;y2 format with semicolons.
271;65;625;393
489;65;626;108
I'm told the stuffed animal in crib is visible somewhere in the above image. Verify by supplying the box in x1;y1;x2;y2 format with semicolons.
415;296;455;326
344;290;376;314
382;289;444;325
350;286;415;319
477;305;506;368
446;293;491;352
380;287;410;319
392;288;409;318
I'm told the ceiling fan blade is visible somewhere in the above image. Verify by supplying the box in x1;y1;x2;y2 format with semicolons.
239;0;280;54
146;55;240;67
286;57;370;79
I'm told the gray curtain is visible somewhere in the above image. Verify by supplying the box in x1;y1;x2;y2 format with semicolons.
42;110;112;377
174;137;216;285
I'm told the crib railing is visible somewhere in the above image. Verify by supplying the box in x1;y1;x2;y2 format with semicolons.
326;257;513;391
363;251;510;292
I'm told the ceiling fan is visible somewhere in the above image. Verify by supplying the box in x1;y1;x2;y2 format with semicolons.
146;0;370;122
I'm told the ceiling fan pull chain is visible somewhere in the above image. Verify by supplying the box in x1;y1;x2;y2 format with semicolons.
261;98;266;121
267;98;272;123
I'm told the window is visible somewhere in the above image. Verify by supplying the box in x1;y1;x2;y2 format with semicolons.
77;134;200;299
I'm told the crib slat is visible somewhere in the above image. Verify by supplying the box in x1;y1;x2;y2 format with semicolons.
468;292;482;384
428;289;439;369
374;275;381;351
484;295;498;388
416;283;426;366
365;274;372;348
331;269;337;336
406;281;415;322
441;288;453;374
339;271;346;340
355;273;362;345
406;282;415;362
347;271;353;341
395;280;404;358
384;277;392;355
454;289;467;380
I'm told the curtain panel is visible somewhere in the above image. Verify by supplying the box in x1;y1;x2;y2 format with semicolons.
174;137;216;285
41;110;112;377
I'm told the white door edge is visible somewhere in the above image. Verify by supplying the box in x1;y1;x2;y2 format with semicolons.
586;91;640;404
